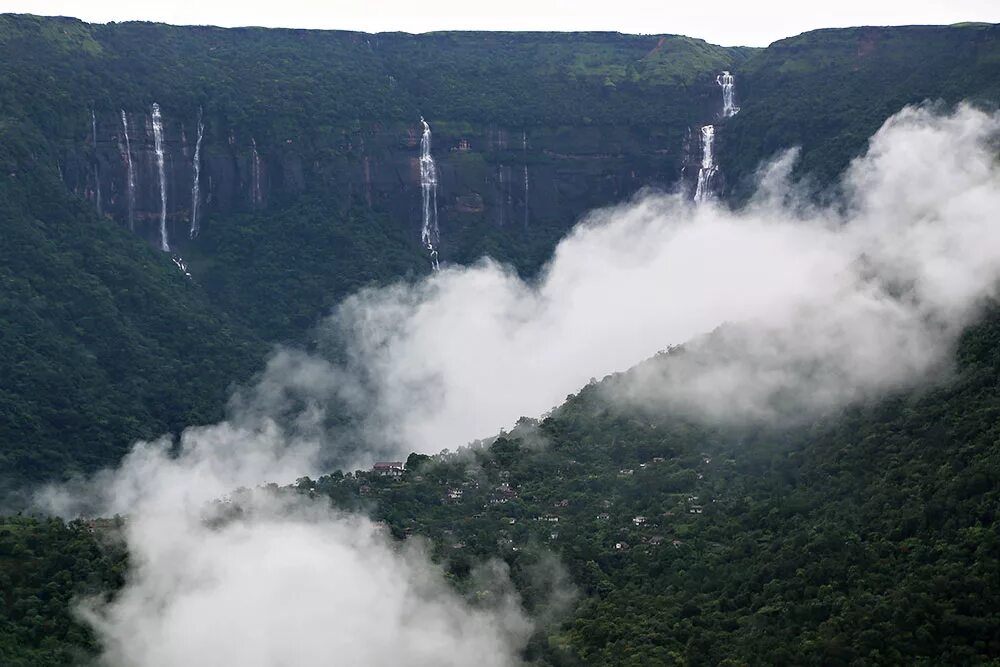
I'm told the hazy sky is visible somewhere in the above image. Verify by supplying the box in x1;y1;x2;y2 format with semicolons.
3;0;999;46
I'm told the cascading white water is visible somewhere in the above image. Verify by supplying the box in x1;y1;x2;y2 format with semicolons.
120;110;136;230
419;117;440;271
190;110;204;239
693;124;718;203
151;103;169;252
92;110;102;216
716;71;740;118
522;130;529;228
171;256;192;279
251;138;262;208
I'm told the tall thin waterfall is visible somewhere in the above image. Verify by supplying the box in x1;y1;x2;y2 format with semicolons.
92;110;102;216
251;138;262;208
120;110;136;230
522;130;529;228
190;110;204;239
419;117;440;271
717;71;740;118
151;103;169;252
693;125;718;203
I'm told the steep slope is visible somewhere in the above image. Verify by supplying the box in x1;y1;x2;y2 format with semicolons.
314;307;1000;664
4;310;998;664
0;131;264;486
722;23;1000;196
4;17;1000;345
0;15;754;482
1;16;999;666
1;13;753;345
2;15;1000;491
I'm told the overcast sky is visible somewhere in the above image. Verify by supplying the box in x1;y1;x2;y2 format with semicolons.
2;0;999;46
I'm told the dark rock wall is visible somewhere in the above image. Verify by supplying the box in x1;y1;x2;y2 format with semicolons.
61;109;704;256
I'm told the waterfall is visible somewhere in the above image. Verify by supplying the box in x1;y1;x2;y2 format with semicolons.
120;110;136;230
693;125;718;203
92;110;102;216
522;130;529;228
419;117;440;271
717;71;740;118
251;138;262;208
190;110;204;239
171;256;192;279
151;103;169;252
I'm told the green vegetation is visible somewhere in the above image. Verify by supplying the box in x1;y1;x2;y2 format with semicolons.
0;517;126;666
3;307;998;664
1;16;1000;663
0;15;747;136
0;137;264;487
723;24;1000;197
0;14;758;483
306;308;1000;664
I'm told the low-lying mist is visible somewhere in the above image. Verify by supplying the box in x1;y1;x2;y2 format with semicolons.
323;103;1000;450
37;104;1000;665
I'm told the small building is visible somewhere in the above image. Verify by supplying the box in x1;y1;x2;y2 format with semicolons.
372;462;405;477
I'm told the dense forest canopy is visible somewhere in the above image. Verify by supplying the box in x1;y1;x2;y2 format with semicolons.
1;16;997;484
1;14;999;666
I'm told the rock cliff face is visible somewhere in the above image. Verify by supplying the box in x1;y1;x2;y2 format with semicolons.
61;101;722;259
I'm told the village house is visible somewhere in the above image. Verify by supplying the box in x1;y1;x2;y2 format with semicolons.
372;461;405;477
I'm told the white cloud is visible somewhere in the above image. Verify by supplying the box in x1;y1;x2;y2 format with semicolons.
81;495;530;667
36;103;1000;666
317;103;1000;450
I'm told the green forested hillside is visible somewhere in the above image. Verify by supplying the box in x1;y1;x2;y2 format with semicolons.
0;516;126;667
0;140;264;487
723;23;1000;196
1;19;1000;664
0;14;747;130
309;309;1000;664
2;16;999;483
4;310;998;664
0;15;754;482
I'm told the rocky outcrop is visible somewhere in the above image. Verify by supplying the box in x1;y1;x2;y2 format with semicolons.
61;109;694;258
